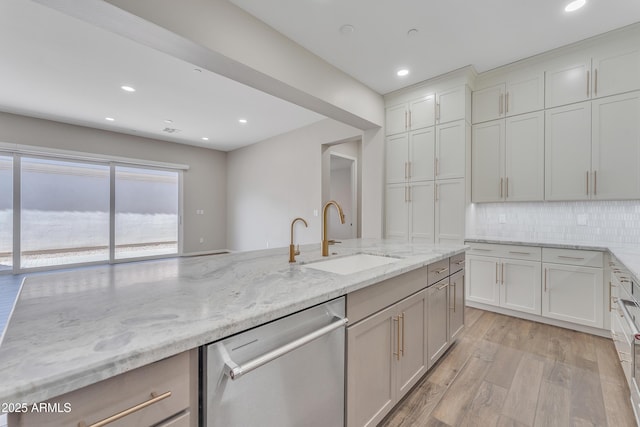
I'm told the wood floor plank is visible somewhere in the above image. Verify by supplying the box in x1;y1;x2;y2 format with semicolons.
458;381;508;427
542;359;572;389
570;364;608;426
428;336;476;388
501;354;544;426
533;380;570;427
430;355;492;426
379;380;447;427
594;335;626;385
600;376;637;427
484;345;524;389
495;415;530;427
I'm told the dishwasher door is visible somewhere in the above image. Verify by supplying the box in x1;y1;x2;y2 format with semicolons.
204;297;346;427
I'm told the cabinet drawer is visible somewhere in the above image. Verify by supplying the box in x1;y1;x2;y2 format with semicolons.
450;252;465;273
12;352;192;427
428;258;450;286
467;242;541;261
543;248;603;267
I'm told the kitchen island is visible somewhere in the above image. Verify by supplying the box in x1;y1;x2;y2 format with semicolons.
0;239;466;409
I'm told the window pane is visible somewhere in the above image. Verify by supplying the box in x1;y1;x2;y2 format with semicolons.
20;157;109;269
115;166;178;259
0;155;12;271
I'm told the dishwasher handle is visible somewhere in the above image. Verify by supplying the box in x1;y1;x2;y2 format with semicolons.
224;317;348;380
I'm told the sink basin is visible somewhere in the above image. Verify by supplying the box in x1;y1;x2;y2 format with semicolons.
304;253;400;275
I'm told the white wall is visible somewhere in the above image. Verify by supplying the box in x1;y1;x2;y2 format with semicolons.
467;201;640;246
227;118;383;251
0;112;227;254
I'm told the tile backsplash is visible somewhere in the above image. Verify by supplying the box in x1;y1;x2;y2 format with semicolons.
466;201;640;245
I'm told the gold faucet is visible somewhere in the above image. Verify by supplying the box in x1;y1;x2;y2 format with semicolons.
322;200;345;256
289;217;308;263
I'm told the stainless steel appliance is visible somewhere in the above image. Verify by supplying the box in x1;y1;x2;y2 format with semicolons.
203;297;347;427
611;262;640;425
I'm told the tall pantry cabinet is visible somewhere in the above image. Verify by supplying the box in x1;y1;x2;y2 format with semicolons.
384;72;472;244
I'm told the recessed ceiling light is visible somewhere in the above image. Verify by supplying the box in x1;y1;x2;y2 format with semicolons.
201;137;209;141
163;119;173;124
565;0;586;12
238;118;248;124
397;69;410;77
105;117;115;121
339;24;355;35
121;85;136;92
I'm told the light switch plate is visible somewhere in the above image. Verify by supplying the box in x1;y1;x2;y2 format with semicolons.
577;214;587;226
499;214;506;224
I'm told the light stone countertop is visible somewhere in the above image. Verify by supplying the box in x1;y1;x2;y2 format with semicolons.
0;238;466;405
465;236;640;287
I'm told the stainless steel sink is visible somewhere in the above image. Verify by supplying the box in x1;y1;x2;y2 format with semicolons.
304;253;400;275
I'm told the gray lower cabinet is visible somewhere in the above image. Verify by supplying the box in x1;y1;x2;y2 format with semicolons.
449;269;465;341
346;289;427;427
427;280;449;367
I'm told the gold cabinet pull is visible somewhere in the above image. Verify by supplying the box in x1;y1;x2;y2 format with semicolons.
405;111;408;130
499;93;503;115
408;161;412;180
501;263;505;285
544;268;547;292
594;68;598;96
79;391;172;427
393;316;400;360
500;178;504;198
587;70;590;96
405;162;408;180
505;177;509;198
408;110;412;129
435;157;439;176
437;282;450;291
495;262;499;284
400;312;405;356
505;92;509;113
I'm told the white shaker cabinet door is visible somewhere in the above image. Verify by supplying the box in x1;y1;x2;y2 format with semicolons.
409;128;435;182
472;83;505;124
409;95;436;130
544;102;592;201
385;133;409;184
385;184;408;240
592;46;640;99
591;91;640;200
466;255;500;306
434;178;465;245
505;111;544;202
500;259;542;316
435;120;466;180
396;290;428;398
542;263;604;329
427;281;450;368
385;103;408;136
436;85;467;125
505;70;545;117
545;57;591;108
472;120;504;202
409;182;435;243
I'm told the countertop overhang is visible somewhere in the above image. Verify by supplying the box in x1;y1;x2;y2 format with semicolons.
0;239;467;404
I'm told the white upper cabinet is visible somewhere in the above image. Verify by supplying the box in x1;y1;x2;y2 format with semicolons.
591;91;640;200
472;120;504;203
385;94;436;136
436;86;468;125
472;70;544;124
410;181;435;243
545;42;640;109
435;120;466;180
544;102;592;201
409;128;435;182
385;183;409;240
385;134;409;184
435;178;465;245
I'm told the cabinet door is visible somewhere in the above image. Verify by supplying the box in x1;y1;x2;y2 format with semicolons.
466;255;500;306
437;85;467;124
472;83;505;124
347;305;397;427
591;91;640;200
435;120;466;180
385;103;408;136
505;111;544;201
449;270;465;341
385;184;408;239
385;133;409;184
472;120;504;202
545;102;592;201
545;57;591;108
500;259;542;315
396;290;428;398
409;182;434;243
409;127;435;182
592;47;640;99
542;263;604;328
427;281;450;368
434;178;465;245
505;71;545;116
409;95;436;130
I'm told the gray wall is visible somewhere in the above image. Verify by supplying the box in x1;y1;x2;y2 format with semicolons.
0;111;227;254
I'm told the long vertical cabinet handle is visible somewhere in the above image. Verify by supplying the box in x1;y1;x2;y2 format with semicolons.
405;162;408;180
495;263;499;284
499;94;503;115
435;158;439;177
501;263;505;285
393;316;400;360
544;268;547;292
595;69;598;96
436;103;441;122
408;162;412;180
505;92;509;113
594;170;597;196
587;70;590;96
405;111;408;130
452;279;457;312
506;177;509;199
400;312;405;356
435;183;439;201
500;178;504;198
408;111;412;129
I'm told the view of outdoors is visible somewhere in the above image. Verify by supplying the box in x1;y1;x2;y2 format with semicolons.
0;155;12;271
0;154;179;272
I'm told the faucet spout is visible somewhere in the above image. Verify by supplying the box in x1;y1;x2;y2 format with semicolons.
322;200;345;256
289;217;308;263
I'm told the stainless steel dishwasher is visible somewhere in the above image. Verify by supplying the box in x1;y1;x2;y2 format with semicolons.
202;297;347;427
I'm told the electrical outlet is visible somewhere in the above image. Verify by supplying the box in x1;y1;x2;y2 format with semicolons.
577;214;588;226
313;209;319;217
199;237;204;243
499;214;506;224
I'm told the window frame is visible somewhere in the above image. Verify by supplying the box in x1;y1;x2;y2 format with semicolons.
0;148;185;275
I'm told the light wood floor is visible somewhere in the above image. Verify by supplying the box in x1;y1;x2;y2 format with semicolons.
380;307;637;427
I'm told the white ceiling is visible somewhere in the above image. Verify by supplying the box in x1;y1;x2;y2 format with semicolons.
230;0;640;94
0;0;325;151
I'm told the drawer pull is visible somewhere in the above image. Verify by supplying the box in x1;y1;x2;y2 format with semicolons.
454;260;465;265
473;248;492;252
79;391;172;427
508;251;531;255
433;267;449;274
437;282;450;290
557;255;585;261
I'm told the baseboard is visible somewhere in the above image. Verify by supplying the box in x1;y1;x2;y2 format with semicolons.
181;249;232;257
